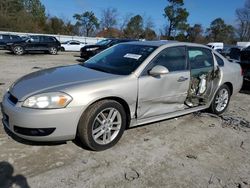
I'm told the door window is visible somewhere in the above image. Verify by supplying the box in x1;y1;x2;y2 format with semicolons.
145;46;187;74
70;42;80;45
188;48;214;69
30;36;40;43
215;55;224;67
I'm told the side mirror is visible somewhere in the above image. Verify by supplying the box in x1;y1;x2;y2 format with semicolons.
149;65;169;76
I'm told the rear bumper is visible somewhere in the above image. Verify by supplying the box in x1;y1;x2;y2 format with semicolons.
1;92;82;142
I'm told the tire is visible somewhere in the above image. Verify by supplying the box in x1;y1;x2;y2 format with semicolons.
49;47;58;55
61;47;65;52
13;46;24;55
77;100;127;151
209;85;231;115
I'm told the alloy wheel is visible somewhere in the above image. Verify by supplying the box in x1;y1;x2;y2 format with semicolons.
14;46;23;55
215;88;229;112
92;108;122;145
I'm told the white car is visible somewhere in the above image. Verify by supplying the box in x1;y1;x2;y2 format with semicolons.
61;40;87;52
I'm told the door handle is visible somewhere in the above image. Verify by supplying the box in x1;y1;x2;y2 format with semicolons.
178;76;188;82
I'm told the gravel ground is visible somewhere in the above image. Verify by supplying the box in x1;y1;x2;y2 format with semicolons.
0;50;250;188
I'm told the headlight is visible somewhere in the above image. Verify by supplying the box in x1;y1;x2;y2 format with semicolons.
86;47;99;51
22;92;72;109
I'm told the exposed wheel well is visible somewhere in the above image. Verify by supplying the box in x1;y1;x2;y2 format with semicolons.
90;97;131;129
223;82;233;95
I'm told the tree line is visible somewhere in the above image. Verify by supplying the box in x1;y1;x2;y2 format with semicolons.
1;0;250;44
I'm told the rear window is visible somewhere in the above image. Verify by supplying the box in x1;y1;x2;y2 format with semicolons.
215;55;224;67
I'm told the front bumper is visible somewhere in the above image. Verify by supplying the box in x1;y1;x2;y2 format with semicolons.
1;92;83;142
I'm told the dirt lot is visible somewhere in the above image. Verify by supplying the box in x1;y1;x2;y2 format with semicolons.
0;50;250;188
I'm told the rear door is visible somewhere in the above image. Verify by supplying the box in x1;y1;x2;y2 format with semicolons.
137;46;190;119
186;47;219;106
68;41;81;51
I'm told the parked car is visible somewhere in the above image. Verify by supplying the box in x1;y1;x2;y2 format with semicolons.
61;40;87;52
1;41;243;151
80;38;137;60
207;42;224;51
0;34;22;50
6;35;61;55
220;46;241;61
239;46;250;85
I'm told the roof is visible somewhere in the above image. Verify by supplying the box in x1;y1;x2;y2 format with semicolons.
126;40;178;47
125;40;212;50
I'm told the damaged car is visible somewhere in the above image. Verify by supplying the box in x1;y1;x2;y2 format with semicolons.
1;41;243;151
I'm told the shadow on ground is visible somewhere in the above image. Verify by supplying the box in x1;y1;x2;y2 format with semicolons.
0;161;30;188
240;82;250;94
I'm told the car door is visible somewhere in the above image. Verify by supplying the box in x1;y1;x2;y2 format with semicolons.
26;36;40;51
68;41;81;51
185;47;219;107
0;35;5;49
137;46;190;119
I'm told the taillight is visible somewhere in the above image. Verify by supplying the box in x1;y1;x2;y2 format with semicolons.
241;67;244;76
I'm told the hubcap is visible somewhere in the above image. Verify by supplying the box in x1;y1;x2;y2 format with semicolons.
92;108;122;145
50;48;57;54
15;47;23;55
215;88;229;112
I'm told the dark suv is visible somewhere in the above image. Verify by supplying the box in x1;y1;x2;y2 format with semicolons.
0;34;22;50
6;35;61;55
240;46;250;86
80;38;137;60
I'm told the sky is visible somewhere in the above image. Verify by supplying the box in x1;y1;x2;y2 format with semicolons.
40;0;246;31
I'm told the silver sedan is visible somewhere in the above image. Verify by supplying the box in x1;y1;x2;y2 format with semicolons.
1;41;243;150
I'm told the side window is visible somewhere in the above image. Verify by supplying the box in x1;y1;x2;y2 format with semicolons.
41;36;55;42
188;47;214;69
3;35;10;41
215;55;224;67
70;42;80;45
149;46;187;72
30;36;40;42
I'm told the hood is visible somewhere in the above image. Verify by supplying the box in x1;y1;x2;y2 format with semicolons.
82;44;105;50
9;64;118;101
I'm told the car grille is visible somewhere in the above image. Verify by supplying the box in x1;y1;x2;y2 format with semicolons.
8;93;18;105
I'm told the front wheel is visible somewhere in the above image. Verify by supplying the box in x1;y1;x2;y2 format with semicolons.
209;85;231;115
49;47;58;55
77;100;127;151
13;46;24;55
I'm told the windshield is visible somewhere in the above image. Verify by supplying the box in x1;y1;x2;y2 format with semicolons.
81;44;157;75
96;39;112;46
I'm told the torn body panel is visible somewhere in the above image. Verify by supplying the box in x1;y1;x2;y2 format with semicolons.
137;71;190;119
185;67;221;107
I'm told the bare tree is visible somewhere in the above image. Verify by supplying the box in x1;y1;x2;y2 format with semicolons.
236;0;250;41
100;8;118;30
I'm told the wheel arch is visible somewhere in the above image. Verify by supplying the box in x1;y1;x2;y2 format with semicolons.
82;96;132;129
223;82;233;96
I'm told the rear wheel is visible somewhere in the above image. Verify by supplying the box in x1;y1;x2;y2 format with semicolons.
13;46;24;55
77;100;126;151
209;85;231;115
49;47;58;55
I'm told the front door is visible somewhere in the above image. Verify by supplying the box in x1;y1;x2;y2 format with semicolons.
26;36;41;51
137;46;190;119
